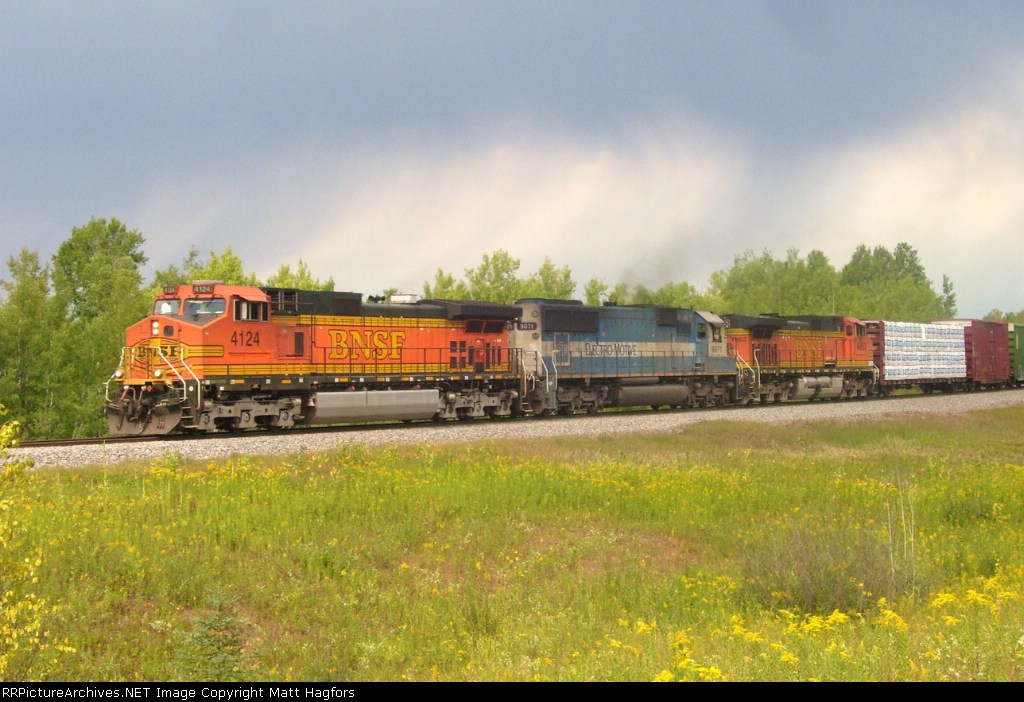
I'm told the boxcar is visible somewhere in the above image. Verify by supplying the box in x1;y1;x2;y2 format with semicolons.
1007;323;1022;386
933;319;1012;388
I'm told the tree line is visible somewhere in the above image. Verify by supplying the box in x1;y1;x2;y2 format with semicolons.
0;217;1004;440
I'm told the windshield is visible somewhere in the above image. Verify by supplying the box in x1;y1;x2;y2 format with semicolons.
184;298;226;316
153;299;181;315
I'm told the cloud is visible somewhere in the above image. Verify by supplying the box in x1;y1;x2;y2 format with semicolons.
128;67;1024;318
781;96;1024;316
130;122;750;296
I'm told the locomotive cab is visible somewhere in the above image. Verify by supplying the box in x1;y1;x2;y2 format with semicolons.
106;281;273;434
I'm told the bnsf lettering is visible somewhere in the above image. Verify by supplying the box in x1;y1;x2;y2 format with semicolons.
328;329;406;361
135;344;180;359
796;339;826;354
231;331;260;347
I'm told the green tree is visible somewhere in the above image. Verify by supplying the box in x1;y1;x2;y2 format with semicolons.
51;218;147;322
776;249;842;315
46;219;150;437
839;242;951;321
841;245;894;288
606;282;631;305
519;258;576;300
422;268;469;300
0;250;62;438
148;246;259;292
265;260;334;290
646;281;704;308
148;248;205;294
583;278;608;305
892;242;929;285
464;250;523;303
708;249;786;314
182;247;259;286
423;252;578;303
984;309;1024;323
940;275;958;318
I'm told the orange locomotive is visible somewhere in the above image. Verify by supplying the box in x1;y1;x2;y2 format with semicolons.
723;314;877;403
106;282;523;434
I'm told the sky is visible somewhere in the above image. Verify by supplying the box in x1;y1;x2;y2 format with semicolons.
3;1;1024;318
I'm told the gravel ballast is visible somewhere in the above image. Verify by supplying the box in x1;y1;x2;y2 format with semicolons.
12;390;1024;469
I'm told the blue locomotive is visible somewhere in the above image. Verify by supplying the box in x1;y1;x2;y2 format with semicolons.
507;299;736;415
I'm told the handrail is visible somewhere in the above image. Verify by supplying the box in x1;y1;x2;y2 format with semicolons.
104;347;128;404
157;347;202;418
542;352;557;401
733;349;760;391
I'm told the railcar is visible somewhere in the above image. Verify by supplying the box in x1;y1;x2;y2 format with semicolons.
932;319;1013;389
865;318;1013;394
106;282;522;435
1010;323;1023;386
506;300;736;415
864;320;967;395
723;314;877;403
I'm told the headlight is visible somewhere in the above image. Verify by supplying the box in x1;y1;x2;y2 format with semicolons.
154;369;163;379
151;320;159;336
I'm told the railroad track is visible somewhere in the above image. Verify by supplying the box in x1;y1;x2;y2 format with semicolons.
14;387;1022;452
16;435;165;449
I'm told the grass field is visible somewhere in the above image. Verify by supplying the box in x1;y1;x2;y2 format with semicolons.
2;405;1024;681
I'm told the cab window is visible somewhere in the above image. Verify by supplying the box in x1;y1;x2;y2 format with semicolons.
234;299;268;322
185;298;226;316
154;299;181;315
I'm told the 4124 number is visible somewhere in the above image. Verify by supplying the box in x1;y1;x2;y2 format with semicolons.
231;331;260;347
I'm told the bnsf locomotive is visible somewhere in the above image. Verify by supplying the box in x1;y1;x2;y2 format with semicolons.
105;281;1019;435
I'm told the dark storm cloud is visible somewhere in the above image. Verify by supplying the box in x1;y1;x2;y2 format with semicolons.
3;1;1024;316
7;2;1021;158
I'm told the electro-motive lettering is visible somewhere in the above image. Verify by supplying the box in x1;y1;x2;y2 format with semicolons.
328;329;407;361
582;342;639;357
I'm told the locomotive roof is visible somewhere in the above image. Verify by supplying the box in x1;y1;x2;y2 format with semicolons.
418;299;522;321
722;313;811;330
261;287;521;321
785;315;847;332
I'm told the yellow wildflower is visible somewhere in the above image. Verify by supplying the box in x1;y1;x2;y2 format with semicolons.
929;592;959;608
